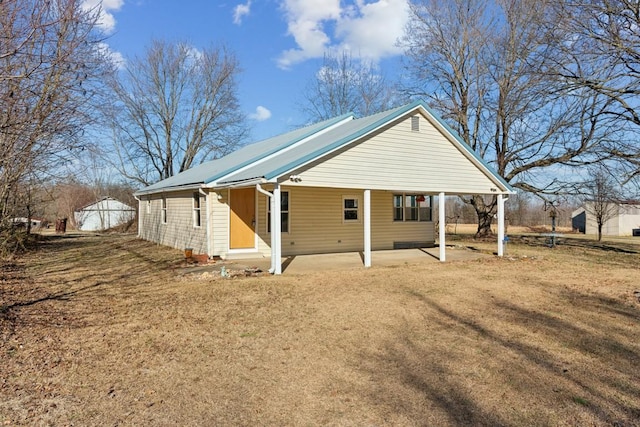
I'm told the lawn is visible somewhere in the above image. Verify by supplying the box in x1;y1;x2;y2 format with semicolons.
1;233;639;426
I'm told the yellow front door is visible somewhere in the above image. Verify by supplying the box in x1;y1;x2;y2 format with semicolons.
229;188;255;249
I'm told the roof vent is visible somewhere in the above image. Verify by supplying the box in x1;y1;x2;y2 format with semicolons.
411;115;420;132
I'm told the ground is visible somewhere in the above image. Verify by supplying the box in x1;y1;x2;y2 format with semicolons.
1;232;639;426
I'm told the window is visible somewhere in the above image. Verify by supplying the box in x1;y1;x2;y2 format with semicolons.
393;194;432;222
343;197;359;222
193;192;201;227
267;191;289;233
161;196;167;224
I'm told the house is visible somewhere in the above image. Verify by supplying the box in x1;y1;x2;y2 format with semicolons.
134;100;514;274
572;201;640;236
75;197;136;231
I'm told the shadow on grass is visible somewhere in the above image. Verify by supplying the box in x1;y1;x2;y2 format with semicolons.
357;286;640;425
1;233;183;340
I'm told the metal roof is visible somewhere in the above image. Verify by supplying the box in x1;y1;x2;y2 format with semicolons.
135;100;514;195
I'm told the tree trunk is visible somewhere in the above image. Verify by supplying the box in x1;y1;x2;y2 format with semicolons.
471;195;497;238
597;223;603;241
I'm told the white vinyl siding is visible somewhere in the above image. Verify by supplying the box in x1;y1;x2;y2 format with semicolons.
139;191;208;254
255;186;434;257
211;190;230;257
286;114;499;194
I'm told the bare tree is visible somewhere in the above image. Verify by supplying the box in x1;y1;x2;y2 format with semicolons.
583;169;621;241
402;0;618;236
106;40;247;186
1;0;108;244
554;0;640;183
0;0;111;237
299;51;403;122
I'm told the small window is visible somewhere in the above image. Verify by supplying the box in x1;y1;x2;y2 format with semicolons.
393;195;403;221
343;197;359;221
411;115;420;132
161;196;167;224
393;194;432;222
404;195;419;221
267;191;289;233
193;193;201;227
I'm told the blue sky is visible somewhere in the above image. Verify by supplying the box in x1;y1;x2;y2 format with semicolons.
87;0;411;142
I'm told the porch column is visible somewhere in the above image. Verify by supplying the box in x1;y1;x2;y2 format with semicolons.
497;193;505;257
273;183;282;275
439;192;446;262
363;189;371;268
269;193;276;273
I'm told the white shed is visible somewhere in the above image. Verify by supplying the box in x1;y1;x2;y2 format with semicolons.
572;201;640;236
75;197;136;231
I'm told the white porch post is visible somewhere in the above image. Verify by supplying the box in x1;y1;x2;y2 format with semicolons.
497;193;505;257
364;189;371;268
439;192;446;262
269;193;276;273
273;183;282;275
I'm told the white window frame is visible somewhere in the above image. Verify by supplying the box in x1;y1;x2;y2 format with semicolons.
193;192;202;228
161;196;167;224
342;195;360;223
267;190;289;233
393;194;432;222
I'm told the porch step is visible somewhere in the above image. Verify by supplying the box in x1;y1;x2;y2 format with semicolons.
223;252;267;261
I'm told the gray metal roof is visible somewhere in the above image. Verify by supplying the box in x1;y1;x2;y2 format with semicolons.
135;113;353;195
135;100;514;195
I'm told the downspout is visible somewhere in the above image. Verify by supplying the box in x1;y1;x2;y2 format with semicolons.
256;184;276;274
133;195;142;238
199;188;211;258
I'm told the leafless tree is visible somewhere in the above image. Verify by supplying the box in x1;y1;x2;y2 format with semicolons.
583;169;621;241
106;40;248;186
299;51;403;122
554;0;640;183
402;0;618;236
0;0;111;238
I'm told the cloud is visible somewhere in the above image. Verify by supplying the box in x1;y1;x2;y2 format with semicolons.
233;1;252;25
277;0;409;69
249;106;272;121
97;42;126;69
82;0;124;34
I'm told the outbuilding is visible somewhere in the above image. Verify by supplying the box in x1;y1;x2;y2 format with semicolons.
75;197;136;231
572;201;640;236
134;100;514;274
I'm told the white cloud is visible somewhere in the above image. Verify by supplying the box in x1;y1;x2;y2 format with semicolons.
82;0;124;34
249;106;272;121
98;42;126;69
233;1;252;25
277;0;409;69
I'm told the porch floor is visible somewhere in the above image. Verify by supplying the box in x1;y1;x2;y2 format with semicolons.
185;246;492;275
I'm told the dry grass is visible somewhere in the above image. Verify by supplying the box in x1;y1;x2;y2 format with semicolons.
1;233;639;426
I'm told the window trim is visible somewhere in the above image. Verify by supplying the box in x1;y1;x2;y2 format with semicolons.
342;195;360;223
161;196;167;224
267;190;290;233
193;192;202;228
393;193;432;222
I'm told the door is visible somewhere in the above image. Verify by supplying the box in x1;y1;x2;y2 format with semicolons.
230;188;255;249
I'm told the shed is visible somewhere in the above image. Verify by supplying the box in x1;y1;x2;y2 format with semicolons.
572;201;640;236
75;197;136;231
134;100;514;274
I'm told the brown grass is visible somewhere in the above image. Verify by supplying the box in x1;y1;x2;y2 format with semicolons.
1;233;639;426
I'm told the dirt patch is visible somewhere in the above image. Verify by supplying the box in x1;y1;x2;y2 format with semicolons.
1;234;639;426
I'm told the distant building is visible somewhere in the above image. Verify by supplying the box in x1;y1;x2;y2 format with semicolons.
75;197;136;231
12;217;43;228
571;201;640;236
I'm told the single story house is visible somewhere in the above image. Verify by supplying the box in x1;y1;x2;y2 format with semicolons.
134;100;514;274
75;197;136;231
572;201;640;236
